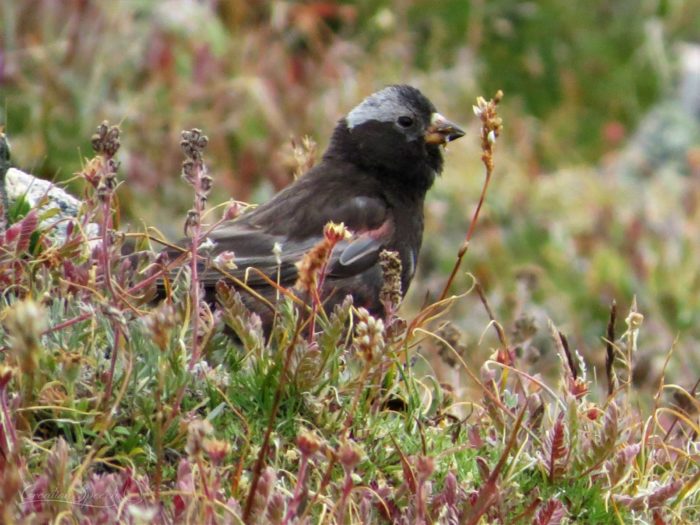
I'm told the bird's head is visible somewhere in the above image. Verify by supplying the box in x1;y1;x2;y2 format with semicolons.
329;85;464;193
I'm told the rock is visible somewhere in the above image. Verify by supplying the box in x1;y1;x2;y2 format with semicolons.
0;131;98;243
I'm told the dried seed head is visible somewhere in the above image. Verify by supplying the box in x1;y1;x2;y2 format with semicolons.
295;239;332;293
223;200;243;221
436;322;466;368
184;209;199;236
354;307;385;361
297;431;321;458
203;438;231;465
180;129;209;161
185;418;214;456
415;455;435;482
199;173;213;194
338;442;362;472
295;221;350;293
624;307;644;354
272;242;283;265
323;221;351;244
181;159;196;185
3;299;47;374
91;121;121;158
291;134;318;179
378;249;402;310
625;311;644;331
475;91;504;172
143;302;179;352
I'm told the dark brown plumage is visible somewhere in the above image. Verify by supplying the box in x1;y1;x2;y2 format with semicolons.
167;85;464;330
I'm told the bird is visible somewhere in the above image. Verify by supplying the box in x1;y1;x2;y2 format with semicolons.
165;85;465;332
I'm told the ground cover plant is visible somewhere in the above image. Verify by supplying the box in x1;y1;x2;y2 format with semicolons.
2;2;700;523
0;89;698;523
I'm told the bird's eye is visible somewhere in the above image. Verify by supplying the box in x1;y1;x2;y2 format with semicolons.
397;116;414;128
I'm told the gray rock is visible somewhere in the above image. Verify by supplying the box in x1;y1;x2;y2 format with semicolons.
4;167;98;242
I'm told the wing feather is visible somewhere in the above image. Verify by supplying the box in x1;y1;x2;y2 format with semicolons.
166;172;393;292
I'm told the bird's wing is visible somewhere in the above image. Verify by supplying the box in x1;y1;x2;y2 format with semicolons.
167;193;392;291
327;218;393;280
195;224;314;288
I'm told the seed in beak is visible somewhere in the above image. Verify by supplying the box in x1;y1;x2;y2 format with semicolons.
425;113;465;145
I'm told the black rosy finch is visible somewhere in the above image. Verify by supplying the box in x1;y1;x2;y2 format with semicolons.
165;85;465;331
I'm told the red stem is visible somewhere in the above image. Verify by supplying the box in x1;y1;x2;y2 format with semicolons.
438;165;493;302
188;162;204;370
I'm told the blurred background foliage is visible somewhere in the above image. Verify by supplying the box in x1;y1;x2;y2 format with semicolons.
2;0;700;392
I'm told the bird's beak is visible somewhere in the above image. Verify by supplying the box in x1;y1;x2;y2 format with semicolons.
424;113;465;145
